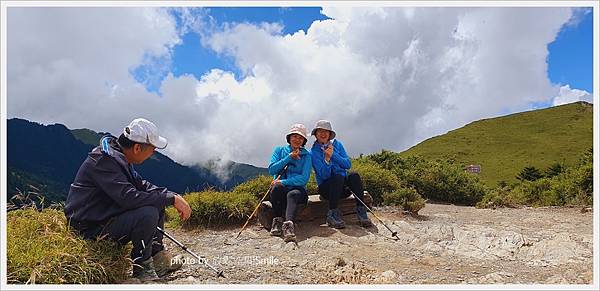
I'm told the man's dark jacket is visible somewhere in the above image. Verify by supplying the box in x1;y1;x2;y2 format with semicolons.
64;135;175;226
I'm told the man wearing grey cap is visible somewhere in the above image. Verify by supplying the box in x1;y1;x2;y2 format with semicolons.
310;120;374;229
65;118;192;282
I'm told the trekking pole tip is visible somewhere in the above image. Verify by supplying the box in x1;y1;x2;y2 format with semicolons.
217;271;225;278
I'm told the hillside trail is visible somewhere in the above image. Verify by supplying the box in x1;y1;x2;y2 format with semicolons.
157;204;593;285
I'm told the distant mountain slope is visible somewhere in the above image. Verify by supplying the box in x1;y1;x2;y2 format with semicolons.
400;101;593;186
71;127;268;191
6;119;220;203
7;119;95;202
7;118;268;203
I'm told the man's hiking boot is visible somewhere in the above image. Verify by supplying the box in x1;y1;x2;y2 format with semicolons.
282;220;296;242
356;206;374;227
270;217;283;236
152;250;183;277
132;257;160;282
326;209;345;229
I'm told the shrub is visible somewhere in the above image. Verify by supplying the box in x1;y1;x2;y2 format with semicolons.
510;178;552;206
516;166;544;182
167;190;257;227
476;186;519;208
383;187;426;214
351;159;401;205
478;155;593;209
230;175;273;200
544;162;565;178
547;162;593;206
7;209;130;284
366;151;487;206
306;172;319;196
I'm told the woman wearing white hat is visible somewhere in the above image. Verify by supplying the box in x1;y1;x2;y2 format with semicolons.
310;120;373;229
267;123;312;242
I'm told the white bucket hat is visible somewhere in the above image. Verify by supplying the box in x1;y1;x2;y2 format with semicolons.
286;123;308;146
123;118;168;149
311;120;336;140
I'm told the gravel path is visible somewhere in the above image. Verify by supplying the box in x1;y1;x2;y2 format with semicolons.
159;204;594;284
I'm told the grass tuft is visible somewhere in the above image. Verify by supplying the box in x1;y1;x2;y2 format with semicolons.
7;208;130;284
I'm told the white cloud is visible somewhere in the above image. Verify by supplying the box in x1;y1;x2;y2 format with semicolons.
7;7;584;169
7;7;180;132
552;85;593;106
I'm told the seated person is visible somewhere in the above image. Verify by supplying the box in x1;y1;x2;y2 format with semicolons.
268;123;312;242
310;120;373;229
64;118;192;282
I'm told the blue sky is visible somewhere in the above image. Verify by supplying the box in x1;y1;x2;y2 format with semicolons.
133;7;330;93
547;9;593;93
133;7;593;100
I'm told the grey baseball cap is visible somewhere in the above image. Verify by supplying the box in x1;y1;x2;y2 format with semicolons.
311;120;336;140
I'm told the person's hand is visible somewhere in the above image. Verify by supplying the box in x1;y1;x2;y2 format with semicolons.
290;148;301;160
271;179;283;187
324;143;333;162
173;194;192;221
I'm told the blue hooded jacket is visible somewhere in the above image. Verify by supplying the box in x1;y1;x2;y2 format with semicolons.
311;139;352;186
268;145;312;188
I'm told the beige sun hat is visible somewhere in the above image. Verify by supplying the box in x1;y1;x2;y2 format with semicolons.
286;123;308;146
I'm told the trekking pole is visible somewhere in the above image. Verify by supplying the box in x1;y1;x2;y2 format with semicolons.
345;186;400;240
156;226;225;278
236;165;289;239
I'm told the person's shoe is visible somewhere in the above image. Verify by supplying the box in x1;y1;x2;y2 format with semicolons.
270;217;284;236
356;206;374;227
132;257;160;282
152;250;183;277
282;220;296;242
326;209;345;229
334;209;347;228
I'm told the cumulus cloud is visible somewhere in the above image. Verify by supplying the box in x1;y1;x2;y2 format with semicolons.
7;7;585;169
552;85;593;106
7;7;180;132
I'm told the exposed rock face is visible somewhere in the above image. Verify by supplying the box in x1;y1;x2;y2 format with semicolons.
160;204;593;285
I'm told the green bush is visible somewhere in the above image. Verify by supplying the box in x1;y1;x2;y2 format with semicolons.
167;190;257;227
478;160;593;209
482;148;593;208
230;175;273;200
476;186;519;208
366;151;487;205
547;162;593;206
306;172;319;196
510;179;553;206
351;159;401;205
544;162;565;178
7;209;130;284
516;166;544;182
383;187;426;214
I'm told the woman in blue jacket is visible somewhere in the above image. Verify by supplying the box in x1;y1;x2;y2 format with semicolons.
310;120;373;229
268;123;312;242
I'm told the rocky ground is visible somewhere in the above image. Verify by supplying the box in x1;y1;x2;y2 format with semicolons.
158;203;594;285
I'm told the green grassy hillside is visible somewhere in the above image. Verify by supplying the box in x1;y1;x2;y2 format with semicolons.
401;101;593;186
